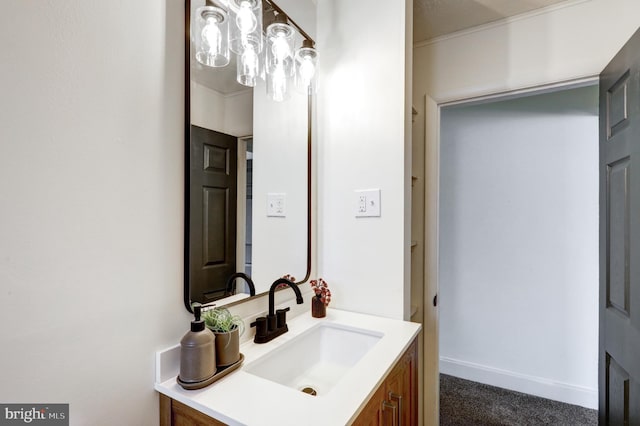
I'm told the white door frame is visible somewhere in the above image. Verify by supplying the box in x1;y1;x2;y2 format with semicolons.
236;136;249;276
422;75;599;425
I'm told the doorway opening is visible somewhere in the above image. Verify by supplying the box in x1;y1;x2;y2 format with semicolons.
437;84;599;411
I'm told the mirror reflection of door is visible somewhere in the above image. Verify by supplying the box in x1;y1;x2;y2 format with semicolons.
244;138;253;277
236;136;253;284
189;125;238;303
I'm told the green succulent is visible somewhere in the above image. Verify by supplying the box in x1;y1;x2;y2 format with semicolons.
202;307;245;336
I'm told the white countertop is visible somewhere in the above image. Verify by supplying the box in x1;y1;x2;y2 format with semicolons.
155;308;421;426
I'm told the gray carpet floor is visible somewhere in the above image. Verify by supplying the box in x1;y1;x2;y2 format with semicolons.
440;374;598;426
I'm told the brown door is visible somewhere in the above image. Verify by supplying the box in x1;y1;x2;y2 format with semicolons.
599;27;640;424
188;125;237;304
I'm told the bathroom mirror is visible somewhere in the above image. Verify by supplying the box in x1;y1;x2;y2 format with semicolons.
184;0;316;310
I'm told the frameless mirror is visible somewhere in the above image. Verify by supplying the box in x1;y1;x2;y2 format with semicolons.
184;0;316;310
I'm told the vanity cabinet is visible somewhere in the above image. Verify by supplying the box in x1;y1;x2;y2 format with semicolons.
159;337;418;426
354;338;418;426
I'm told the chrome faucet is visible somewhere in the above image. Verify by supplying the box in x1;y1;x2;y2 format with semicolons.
225;272;256;296
250;278;304;344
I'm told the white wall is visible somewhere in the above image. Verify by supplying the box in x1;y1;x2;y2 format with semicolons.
191;36;310;296
414;0;640;104
316;0;412;320
0;1;189;425
439;86;599;408
190;82;252;137
191;81;225;132
223;91;253;137
251;80;309;286
276;0;317;41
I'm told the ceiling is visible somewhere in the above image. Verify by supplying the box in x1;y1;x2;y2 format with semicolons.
414;0;571;43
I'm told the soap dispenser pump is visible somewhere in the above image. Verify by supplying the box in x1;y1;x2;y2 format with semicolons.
177;305;217;389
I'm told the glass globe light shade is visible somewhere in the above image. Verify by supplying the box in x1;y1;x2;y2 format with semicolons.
229;0;263;55
237;39;261;87
266;19;295;77
295;42;318;94
194;6;230;68
267;64;291;102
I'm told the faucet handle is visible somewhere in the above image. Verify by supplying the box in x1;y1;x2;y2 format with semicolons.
250;316;267;338
276;307;290;329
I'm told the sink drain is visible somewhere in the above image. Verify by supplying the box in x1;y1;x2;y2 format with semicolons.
300;386;317;396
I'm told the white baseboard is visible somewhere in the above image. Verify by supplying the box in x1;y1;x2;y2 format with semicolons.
439;356;598;410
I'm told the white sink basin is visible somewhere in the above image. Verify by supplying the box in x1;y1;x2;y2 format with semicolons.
244;322;383;396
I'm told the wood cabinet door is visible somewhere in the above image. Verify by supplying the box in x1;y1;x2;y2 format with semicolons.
385;358;407;426
160;394;227;426
353;339;418;426
404;340;418;426
355;385;386;426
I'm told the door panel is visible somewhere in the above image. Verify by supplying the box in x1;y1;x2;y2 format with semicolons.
599;26;640;426
606;158;630;316
606;70;630;139
606;354;629;425
202;186;228;265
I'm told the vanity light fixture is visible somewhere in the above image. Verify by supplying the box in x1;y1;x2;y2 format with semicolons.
193;0;318;101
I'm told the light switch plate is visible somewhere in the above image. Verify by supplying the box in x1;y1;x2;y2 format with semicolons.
267;193;286;217
355;189;381;217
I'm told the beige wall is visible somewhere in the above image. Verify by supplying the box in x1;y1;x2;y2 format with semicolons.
0;1;188;424
0;1;321;423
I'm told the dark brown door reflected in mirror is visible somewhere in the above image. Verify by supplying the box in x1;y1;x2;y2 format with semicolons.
189;125;237;303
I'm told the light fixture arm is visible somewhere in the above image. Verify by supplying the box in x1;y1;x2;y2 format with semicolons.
263;0;315;45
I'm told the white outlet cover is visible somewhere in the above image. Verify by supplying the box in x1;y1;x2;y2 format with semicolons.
355;189;381;217
267;193;286;217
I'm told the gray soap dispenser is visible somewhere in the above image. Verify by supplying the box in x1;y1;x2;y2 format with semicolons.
177;305;217;389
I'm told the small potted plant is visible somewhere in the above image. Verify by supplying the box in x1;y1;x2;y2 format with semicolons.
202;307;245;367
275;274;296;289
310;278;331;318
